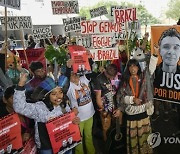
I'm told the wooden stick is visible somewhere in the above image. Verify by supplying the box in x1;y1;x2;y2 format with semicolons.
19;28;29;70
125;21;129;60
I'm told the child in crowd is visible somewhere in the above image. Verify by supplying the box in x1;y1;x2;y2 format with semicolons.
13;73;80;154
117;51;158;153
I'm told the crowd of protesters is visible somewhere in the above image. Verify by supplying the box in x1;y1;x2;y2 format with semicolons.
0;18;180;154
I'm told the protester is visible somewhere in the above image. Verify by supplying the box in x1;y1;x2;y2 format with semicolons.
27;35;36;49
13;73;80;154
117;46;158;153
0;85;33;144
94;64;122;141
65;59;96;154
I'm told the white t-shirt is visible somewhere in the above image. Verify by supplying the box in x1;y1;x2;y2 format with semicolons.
67;75;95;121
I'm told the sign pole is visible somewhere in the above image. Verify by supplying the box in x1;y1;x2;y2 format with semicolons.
4;6;8;70
125;21;130;60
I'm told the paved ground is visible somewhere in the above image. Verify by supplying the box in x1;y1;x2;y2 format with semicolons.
92;103;180;154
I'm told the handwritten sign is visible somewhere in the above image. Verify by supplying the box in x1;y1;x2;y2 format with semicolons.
110;5;123;16
81;20;122;34
51;0;79;15
0;0;20;10
114;8;137;23
90;47;119;61
90;6;108;18
0;16;32;30
91;34;115;48
63;17;86;33
0;113;23;154
33;26;52;40
46;112;81;154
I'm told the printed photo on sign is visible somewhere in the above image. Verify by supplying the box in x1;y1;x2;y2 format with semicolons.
46;112;81;154
51;0;79;15
151;26;180;103
0;113;23;154
68;45;91;75
81;20;122;34
76;36;92;49
90;47;119;61
33;26;52;40
63;17;86;33
0;16;32;31
90;6;108;18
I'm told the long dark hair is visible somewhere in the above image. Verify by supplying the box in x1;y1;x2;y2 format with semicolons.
122;59;142;83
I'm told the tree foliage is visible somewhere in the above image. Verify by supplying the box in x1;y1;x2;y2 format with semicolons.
166;0;180;21
79;1;161;25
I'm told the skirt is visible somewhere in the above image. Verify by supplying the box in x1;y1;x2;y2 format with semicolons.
127;116;153;154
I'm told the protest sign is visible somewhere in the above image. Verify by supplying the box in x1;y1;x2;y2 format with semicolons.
22;137;37;154
91;34;115;48
46;112;81;154
0;16;32;30
68;45;91;74
63;17;86;33
33;26;52;40
0;0;20;10
110;5;123;16
81;20;122;34
114;20;141;40
90;47;119;61
90;6;108;18
114;8;137;23
13;48;46;70
51;0;79;15
0;113;23;154
151;25;180;103
76;36;92;49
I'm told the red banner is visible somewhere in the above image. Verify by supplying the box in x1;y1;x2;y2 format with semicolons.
46;112;81;154
22;137;37;154
68;45;91;74
0;113;23;154
13;48;46;70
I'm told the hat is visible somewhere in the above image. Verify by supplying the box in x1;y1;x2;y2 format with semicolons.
31;75;69;101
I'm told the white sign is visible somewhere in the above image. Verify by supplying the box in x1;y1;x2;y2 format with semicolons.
114;20;141;40
0;0;21;10
0;16;32;30
110;5;123;16
114;8;137;23
91;34;115;48
81;20;122;34
51;0;79;15
90;6;108;18
33;26;52;40
63;17;86;33
90;47;119;61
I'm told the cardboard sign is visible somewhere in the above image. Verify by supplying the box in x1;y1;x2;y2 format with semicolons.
151;26;180;103
46;112;81;154
13;48;46;70
0;0;20;10
0;16;32;30
76;36;92;49
90;6;108;18
51;0;79;15
81;20;122;34
114;20;141;40
63;17;86;33
33;26;52;40
68;45;91;74
114;8;137;23
91;34;115;48
0;113;23;154
110;6;123;16
90;47;119;61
